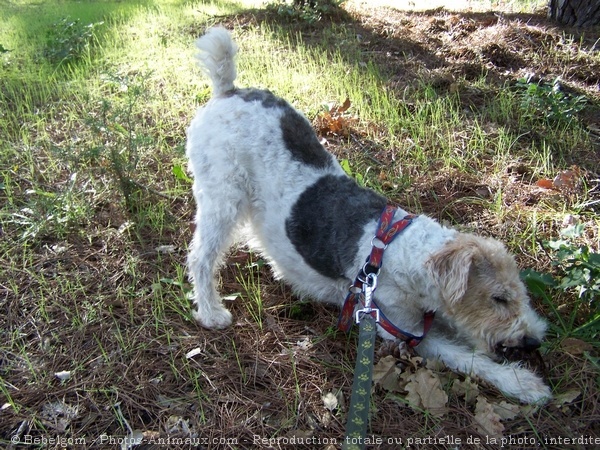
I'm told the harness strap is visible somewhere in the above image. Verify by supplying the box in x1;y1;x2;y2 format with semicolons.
337;205;435;346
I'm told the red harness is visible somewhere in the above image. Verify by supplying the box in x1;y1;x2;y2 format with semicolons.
337;205;435;347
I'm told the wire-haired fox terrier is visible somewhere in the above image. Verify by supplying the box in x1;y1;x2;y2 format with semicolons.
185;27;551;403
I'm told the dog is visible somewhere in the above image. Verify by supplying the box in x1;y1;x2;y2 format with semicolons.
185;27;551;404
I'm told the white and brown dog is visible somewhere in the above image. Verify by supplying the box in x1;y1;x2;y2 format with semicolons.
185;27;551;403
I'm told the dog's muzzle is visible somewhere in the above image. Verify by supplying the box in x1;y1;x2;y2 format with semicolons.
495;335;546;375
522;336;542;350
495;335;541;356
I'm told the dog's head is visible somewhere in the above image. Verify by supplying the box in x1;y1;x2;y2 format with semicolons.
426;234;547;355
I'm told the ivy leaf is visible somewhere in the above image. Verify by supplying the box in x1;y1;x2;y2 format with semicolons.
172;164;192;183
521;269;556;298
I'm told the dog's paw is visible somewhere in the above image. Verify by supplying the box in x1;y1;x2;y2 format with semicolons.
520;384;552;404
193;305;233;329
501;366;552;404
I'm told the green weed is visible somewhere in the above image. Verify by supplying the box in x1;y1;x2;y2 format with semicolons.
516;75;587;125
9;172;93;241
523;224;600;341
152;265;194;326
86;71;154;213
43;17;104;66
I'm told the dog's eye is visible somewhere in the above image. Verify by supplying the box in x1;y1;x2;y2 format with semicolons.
492;295;508;304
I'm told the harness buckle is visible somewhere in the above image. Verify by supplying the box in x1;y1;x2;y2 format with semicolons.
363;273;378;302
355;308;380;324
355;273;379;324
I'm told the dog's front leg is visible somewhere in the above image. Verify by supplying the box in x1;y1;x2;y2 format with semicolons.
416;335;551;404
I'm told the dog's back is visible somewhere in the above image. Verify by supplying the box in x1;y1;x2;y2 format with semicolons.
189;27;343;212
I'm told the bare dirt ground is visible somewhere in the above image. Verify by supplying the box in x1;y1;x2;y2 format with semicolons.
2;2;599;450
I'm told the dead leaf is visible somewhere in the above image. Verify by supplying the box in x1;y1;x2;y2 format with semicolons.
185;347;203;359
54;370;72;381
473;396;504;438
322;392;338;412
336;97;352;114
316;98;356;136
143;430;160;441
373;355;405;392
553;166;581;192
561;337;593;355
404;367;448;416
536;179;554;189
166;415;192;435
377;339;419;363
40;401;80;432
452;377;480;404
492;400;520;420
537;166;582;193
373;355;396;383
553;389;581;406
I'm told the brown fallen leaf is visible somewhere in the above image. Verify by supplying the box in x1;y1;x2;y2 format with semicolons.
553;166;581;192
316;98;356;137
553;389;581;407
377;340;422;368
492;400;520;420
373;355;406;393
536;178;554;189
452;377;480;404
322;392;338;412
560;337;593;355
473;396;504;438
536;166;583;193
405;367;448;417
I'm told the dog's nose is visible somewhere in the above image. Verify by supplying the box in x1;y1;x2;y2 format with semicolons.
522;336;541;350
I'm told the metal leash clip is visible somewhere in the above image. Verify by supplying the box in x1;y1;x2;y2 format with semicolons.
354;273;380;324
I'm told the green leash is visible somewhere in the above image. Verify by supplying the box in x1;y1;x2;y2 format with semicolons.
340;207;433;449
343;276;379;450
343;315;377;450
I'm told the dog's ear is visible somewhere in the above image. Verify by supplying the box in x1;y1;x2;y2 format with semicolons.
426;236;479;305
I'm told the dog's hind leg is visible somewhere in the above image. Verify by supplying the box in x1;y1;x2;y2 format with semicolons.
187;189;246;329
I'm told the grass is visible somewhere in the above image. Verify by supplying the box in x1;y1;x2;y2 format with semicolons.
1;0;599;447
236;256;266;330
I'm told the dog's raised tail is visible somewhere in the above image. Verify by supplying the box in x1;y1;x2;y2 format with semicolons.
195;27;238;97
